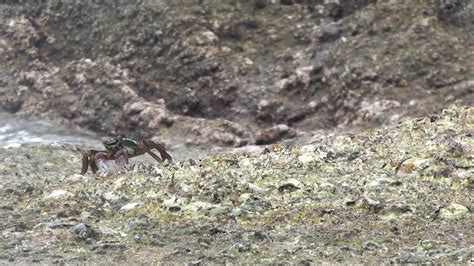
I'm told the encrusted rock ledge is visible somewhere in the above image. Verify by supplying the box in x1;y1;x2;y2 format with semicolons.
0;106;472;264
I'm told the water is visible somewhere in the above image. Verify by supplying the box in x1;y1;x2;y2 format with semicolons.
0;113;103;149
0;113;199;161
0;113;247;161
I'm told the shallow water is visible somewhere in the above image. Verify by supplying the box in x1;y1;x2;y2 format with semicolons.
0;113;254;161
0;113;200;161
0;113;103;149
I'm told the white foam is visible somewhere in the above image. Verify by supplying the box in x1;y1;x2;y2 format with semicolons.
0;124;12;133
0;113;103;149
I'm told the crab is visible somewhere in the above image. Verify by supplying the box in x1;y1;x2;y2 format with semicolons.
81;137;172;175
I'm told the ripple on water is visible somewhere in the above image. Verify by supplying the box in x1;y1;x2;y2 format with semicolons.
0;113;102;149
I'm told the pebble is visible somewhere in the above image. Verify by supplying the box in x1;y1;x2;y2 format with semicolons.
44;190;72;199
439;203;470;220
120;202;140;212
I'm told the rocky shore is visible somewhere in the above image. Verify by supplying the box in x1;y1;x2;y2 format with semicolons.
0;1;473;263
1;106;472;264
1;1;473;148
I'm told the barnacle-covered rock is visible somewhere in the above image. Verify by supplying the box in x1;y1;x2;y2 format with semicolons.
439;203;470;220
0;106;472;264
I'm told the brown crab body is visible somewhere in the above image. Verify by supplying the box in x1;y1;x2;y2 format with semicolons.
81;139;172;175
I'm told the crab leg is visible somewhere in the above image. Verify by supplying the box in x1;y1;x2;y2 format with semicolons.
146;150;163;163
143;140;172;162
81;152;90;175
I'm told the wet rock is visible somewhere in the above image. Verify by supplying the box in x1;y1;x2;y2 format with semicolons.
254;0;269;9
317;23;343;43
74;223;100;241
325;0;377;20
280;0;294;5
354;100;402;125
436;0;474;28
255;124;296;145
278;178;301;193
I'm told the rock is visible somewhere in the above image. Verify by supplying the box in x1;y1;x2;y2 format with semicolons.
102;192;124;204
80;211;92;220
298;144;318;165
355;100;402;125
254;0;269;9
67;174;89;183
208;206;228;217
239;193;253;203
196;31;219;45
397;158;431;177
365;175;392;188
255;124;296;145
280;0;294;5
436;0;474;28
298;153;316;165
127;216;150;230
162;196;182;212
278;178;301;193
39;220;75;229
233;145;266;156
245;183;262;193
439;203;470;220
0;0;473;262
91;243;126;252
181;201;215;213
362;241;383;251
362;196;384;213
230;207;243;217
45;190;72;200
317;23;343;42
120;202;141;212
73;223;100;241
300;144;316;154
99;226;127;237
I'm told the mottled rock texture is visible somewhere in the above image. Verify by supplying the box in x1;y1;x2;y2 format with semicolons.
0;106;472;264
0;1;472;148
